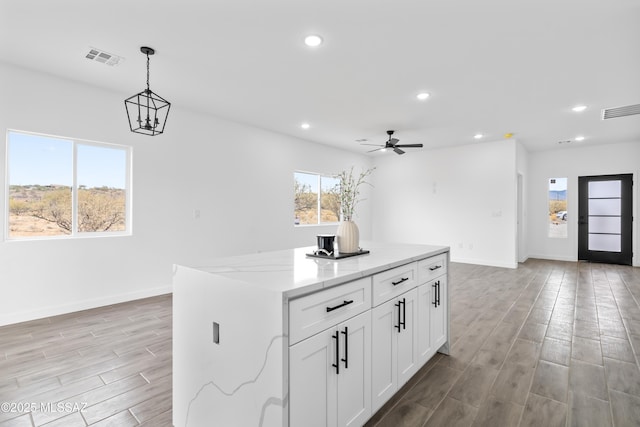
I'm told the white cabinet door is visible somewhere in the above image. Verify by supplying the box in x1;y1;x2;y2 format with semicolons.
337;311;371;427
290;311;371;427
417;282;432;365
396;288;418;387
371;288;418;414
371;298;397;413
430;276;447;352
290;327;335;427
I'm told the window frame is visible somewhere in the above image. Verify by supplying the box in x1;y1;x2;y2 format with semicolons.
5;129;132;241
293;170;340;227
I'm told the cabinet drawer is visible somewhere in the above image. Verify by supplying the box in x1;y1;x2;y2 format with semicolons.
372;262;417;306
289;277;371;345
417;254;447;284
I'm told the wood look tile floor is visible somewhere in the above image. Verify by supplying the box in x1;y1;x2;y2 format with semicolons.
367;260;640;427
0;260;639;426
0;296;172;427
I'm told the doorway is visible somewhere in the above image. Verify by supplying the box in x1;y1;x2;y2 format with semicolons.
517;173;525;263
578;174;633;265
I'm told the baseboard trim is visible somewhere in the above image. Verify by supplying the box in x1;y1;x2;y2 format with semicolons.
450;256;518;269
0;285;172;327
527;253;577;263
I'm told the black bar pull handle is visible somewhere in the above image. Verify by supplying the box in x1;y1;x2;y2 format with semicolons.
332;331;339;374
437;281;441;307
341;327;348;369
326;299;354;312
432;282;437;307
395;301;401;332
392;277;409;286
400;298;406;330
429;265;442;271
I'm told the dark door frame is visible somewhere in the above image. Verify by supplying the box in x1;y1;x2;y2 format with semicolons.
578;173;633;265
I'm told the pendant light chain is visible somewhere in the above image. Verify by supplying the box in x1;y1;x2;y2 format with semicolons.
146;52;150;93
145;52;151;127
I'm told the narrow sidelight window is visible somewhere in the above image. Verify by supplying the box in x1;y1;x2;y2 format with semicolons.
548;177;567;238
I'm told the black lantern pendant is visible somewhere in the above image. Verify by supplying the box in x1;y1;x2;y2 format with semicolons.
125;47;171;136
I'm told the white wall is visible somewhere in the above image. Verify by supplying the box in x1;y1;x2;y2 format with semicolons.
3;60;636;326
528;141;639;266
0;62;372;325
371;139;518;269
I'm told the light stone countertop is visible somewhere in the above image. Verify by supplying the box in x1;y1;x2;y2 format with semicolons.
187;241;449;299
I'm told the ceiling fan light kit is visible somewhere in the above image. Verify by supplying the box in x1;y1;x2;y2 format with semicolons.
124;46;171;136
362;130;424;155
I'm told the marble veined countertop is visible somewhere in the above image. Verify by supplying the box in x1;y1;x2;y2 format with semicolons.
187;241;449;299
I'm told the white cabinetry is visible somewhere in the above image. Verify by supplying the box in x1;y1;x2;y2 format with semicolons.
371;287;418;413
289;278;372;427
429;276;447;351
370;262;420;413
417;255;448;364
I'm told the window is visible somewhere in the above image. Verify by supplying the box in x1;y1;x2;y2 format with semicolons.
548;177;567;238
6;130;131;239
294;171;340;225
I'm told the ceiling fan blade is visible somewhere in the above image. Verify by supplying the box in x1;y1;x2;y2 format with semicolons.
367;147;382;153
394;143;423;148
360;143;383;147
388;138;400;146
393;147;405;155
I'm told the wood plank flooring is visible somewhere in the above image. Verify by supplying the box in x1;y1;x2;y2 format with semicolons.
0;259;639;426
0;296;172;426
367;259;640;427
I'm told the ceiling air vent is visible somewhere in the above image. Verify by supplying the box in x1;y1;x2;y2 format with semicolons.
602;103;640;120
85;47;123;66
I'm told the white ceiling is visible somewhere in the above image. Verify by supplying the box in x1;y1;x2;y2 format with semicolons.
1;0;639;154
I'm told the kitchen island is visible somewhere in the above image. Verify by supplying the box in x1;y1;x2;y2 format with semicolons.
173;241;449;427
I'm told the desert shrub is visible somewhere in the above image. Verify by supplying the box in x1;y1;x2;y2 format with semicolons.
78;189;125;232
9;185;125;235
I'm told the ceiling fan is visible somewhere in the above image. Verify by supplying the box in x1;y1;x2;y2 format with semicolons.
362;130;423;155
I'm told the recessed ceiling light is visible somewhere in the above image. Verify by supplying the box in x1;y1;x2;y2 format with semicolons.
474;133;483;139
575;135;585;141
301;123;310;129
572;105;587;112
304;35;323;47
416;92;430;101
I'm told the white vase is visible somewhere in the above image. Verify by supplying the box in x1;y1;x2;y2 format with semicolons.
336;220;359;253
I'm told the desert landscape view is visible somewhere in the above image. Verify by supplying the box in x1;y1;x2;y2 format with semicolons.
8;185;126;238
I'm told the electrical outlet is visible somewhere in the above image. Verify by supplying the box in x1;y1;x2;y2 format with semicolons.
213;322;220;344
193;209;201;219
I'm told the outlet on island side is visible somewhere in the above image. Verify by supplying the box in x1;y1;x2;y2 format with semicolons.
213;322;220;344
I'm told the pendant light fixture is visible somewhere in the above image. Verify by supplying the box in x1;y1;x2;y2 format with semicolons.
124;46;171;136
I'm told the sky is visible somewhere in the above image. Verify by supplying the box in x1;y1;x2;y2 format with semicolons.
294;171;339;192
8;131;127;189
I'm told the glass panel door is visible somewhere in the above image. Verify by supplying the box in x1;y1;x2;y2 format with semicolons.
587;180;622;252
578;174;633;265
